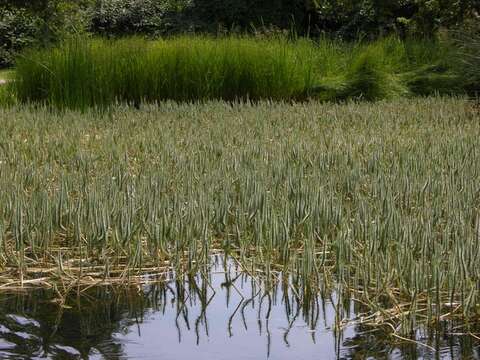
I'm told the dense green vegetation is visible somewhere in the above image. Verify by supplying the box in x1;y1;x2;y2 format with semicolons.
0;69;12;78
0;98;478;334
453;20;480;94
1;0;479;67
10;36;468;108
14;37;315;107
0;69;13;106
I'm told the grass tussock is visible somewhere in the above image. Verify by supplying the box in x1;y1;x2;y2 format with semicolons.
14;36;316;108
453;23;480;95
337;46;408;101
10;36;467;109
0;98;479;334
0;84;15;107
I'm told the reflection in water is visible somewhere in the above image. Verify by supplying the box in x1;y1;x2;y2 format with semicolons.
0;256;478;360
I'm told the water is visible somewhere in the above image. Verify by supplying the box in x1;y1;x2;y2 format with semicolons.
0;257;478;360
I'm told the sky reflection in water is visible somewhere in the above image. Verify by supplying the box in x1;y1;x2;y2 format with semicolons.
0;256;478;359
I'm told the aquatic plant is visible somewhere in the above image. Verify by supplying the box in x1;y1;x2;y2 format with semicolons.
0;98;478;337
1;256;477;358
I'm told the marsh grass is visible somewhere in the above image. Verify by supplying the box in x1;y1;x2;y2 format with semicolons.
14;36;316;109
0;98;479;335
0;84;15;108
336;46;408;101
0;69;15;106
0;70;13;81
453;24;480;95
11;36;465;109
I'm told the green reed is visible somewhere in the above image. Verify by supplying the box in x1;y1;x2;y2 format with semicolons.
0;97;479;334
10;36;464;109
14;36;316;108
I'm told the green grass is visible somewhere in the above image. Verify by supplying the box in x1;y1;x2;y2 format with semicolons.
10;36;465;109
0;69;15;107
0;98;478;335
453;24;480;95
14;36;316;109
0;69;13;80
336;45;408;101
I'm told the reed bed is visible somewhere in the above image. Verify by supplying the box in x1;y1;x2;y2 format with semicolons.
11;36;461;109
0;98;479;335
14;37;316;108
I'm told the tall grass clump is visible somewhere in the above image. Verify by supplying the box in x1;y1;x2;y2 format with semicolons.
12;35;469;108
395;37;461;96
0;86;9;106
336;44;408;101
453;22;480;95
0;84;15;107
309;36;461;101
15;36;315;109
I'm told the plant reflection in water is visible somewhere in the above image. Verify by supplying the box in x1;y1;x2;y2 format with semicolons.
0;256;478;359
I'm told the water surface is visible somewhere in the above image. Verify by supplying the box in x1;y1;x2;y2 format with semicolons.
0;257;478;359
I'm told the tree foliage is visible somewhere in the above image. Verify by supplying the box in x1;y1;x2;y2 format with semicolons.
187;0;479;38
0;7;40;67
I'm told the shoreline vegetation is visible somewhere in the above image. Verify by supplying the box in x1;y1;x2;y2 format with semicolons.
6;35;470;109
0;98;479;337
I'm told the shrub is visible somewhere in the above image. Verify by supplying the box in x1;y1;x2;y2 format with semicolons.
0;1;93;68
89;0;191;36
186;0;308;32
0;8;41;67
309;0;479;39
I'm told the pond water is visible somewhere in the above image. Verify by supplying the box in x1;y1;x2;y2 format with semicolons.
0;256;478;360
